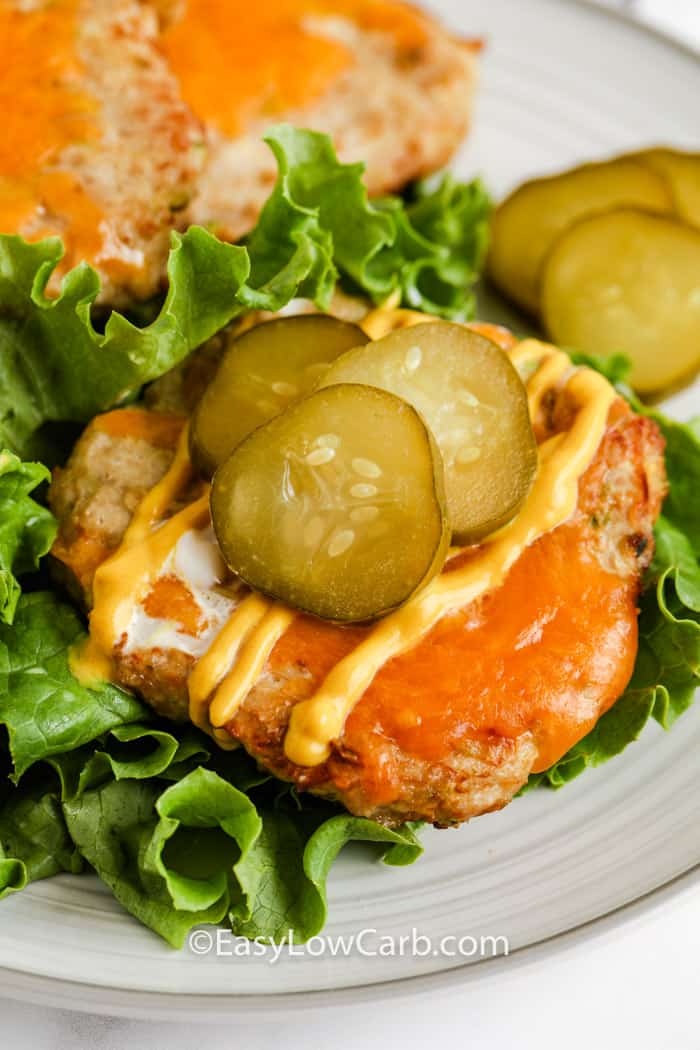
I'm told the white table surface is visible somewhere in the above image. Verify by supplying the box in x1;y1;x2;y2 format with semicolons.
3;3;700;1046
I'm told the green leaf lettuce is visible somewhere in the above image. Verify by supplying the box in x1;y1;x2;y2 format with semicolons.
61;760;421;947
0;450;56;625
0;592;148;780
527;367;700;789
0;592;423;945
0;125;490;458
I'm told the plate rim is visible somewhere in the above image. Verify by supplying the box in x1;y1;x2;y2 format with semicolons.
1;0;699;1020
572;0;700;65
2;861;699;1021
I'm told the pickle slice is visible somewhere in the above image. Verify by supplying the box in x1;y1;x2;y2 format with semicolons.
191;315;365;475
631;148;700;228
318;322;537;543
211;384;449;623
488;159;672;314
542;208;700;395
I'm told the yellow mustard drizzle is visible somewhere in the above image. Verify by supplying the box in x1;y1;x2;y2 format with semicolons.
70;427;196;688
188;593;269;733
71;491;211;689
187;594;293;734
74;425;209;689
283;346;617;764
208;605;295;727
122;426;194;547
90;496;210;651
74;334;618;767
522;347;571;422
360;304;435;341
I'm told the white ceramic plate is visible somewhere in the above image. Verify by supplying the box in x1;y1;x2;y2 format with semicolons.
2;0;699;1020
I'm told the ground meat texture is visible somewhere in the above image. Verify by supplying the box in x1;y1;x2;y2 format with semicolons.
1;0;203;306
222;401;665;825
179;11;478;241
2;1;476;306
49;389;667;827
49;408;185;604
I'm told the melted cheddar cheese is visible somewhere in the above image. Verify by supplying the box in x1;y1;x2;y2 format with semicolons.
159;0;427;136
0;5;91;178
74;328;619;768
0;1;97;232
0;0;152;285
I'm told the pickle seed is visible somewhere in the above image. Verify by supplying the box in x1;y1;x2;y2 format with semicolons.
305;447;336;466
351;457;382;479
314;433;342;450
210;383;450;622
456;446;482;465
327;530;355;558
271;381;299;398
350;483;378;499
190;315;366;476
316;323;538;543
457;388;480;408
404;346;423;371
